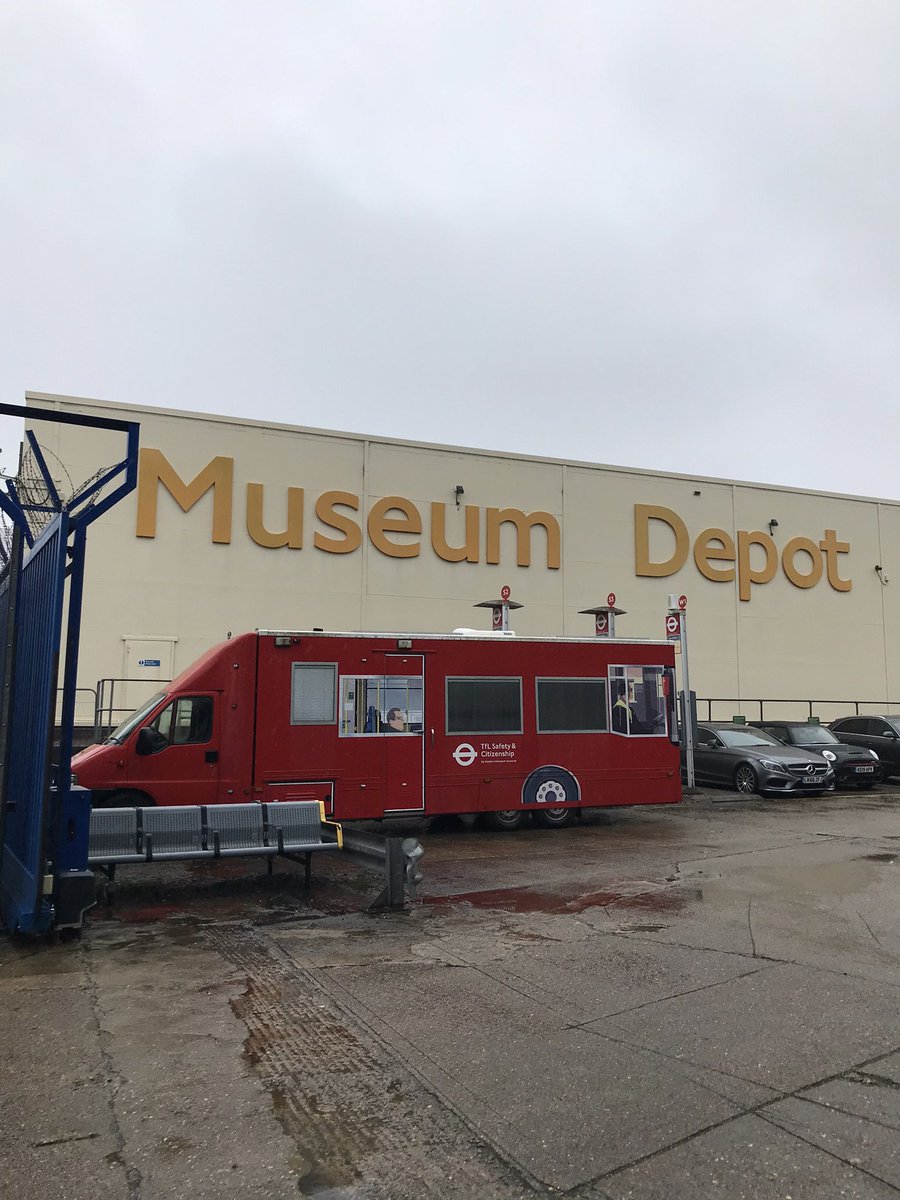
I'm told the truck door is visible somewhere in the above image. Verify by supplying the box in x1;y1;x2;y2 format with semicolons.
127;693;220;806
382;656;425;813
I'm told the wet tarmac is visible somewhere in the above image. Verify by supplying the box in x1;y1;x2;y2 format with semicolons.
2;787;899;1198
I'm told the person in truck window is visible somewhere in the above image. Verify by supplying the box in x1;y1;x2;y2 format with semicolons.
383;707;407;732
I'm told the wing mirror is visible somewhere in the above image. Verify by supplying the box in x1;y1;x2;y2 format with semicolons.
136;726;161;756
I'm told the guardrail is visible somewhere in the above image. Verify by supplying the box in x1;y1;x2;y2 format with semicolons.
339;828;425;908
697;697;900;723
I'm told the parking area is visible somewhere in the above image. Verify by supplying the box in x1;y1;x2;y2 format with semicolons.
2;787;899;1199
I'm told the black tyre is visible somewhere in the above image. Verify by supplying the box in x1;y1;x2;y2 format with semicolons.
483;809;528;832
102;790;153;808
533;806;576;829
733;764;759;795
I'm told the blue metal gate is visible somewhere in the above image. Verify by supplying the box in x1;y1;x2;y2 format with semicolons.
0;516;69;932
0;403;138;934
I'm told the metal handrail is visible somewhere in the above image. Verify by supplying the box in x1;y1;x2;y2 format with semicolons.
55;686;98;726
93;676;172;742
697;697;900;723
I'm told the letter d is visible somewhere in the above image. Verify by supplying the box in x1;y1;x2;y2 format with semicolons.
634;505;689;577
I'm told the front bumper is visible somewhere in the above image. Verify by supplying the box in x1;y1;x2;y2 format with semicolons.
834;762;882;786
759;766;834;795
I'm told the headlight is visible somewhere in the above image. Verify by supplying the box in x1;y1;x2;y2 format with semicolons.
759;758;783;772
869;749;879;760
821;750;836;761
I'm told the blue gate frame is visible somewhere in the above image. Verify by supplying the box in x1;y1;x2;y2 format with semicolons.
0;403;139;934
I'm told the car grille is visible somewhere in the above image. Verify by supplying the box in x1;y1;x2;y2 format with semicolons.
787;763;829;778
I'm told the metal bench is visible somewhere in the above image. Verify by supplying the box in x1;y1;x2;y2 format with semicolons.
88;801;342;884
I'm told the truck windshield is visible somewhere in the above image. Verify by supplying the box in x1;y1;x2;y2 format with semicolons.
105;692;167;744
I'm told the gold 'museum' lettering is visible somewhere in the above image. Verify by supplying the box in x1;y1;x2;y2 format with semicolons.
246;484;304;549
634;503;853;598
431;503;480;563
368;496;422;559
313;491;361;554
136;449;234;543
135;451;560;567
485;508;561;569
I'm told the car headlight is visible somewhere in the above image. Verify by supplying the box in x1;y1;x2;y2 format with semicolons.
821;750;836;761
759;758;783;772
869;749;879;760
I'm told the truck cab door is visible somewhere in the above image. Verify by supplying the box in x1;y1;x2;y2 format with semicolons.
128;694;220;806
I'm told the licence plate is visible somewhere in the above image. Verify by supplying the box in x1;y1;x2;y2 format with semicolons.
854;765;874;774
800;775;822;784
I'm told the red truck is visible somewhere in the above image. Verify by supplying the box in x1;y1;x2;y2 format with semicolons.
73;629;681;827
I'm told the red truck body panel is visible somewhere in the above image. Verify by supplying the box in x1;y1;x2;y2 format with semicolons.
74;630;682;816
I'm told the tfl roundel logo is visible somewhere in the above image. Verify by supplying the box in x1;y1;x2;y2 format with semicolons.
452;742;478;767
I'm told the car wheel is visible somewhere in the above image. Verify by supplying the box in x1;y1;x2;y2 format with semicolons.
483;809;528;832
533;806;576;829
733;764;759;795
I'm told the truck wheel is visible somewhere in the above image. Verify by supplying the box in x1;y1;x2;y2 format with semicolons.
483;809;528;831
533;806;575;829
103;790;152;809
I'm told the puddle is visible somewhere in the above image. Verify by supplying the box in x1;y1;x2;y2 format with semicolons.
859;853;896;863
422;884;696;915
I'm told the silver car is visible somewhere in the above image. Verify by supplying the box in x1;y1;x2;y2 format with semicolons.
691;722;835;797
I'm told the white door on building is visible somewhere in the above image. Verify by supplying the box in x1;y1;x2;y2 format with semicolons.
117;636;178;725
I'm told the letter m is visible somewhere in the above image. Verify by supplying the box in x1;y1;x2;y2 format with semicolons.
136;449;234;543
486;508;561;568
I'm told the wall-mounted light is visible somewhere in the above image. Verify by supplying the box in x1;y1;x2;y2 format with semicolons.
454;485;465;507
768;519;779;536
876;564;889;585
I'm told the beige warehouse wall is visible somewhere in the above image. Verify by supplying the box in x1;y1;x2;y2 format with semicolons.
23;392;900;719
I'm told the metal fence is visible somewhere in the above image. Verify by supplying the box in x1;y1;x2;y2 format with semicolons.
697;697;900;723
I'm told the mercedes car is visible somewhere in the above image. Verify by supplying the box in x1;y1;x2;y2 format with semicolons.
750;720;880;789
690;722;834;797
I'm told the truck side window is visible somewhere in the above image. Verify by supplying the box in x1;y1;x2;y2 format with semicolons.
149;697;213;747
609;666;667;737
340;675;423;736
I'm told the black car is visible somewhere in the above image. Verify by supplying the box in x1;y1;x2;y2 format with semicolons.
750;721;880;789
690;722;834;797
828;715;900;780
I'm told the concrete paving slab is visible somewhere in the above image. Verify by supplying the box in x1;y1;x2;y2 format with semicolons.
302;956;757;1190
584;961;900;1093
598;1112;899;1200
790;1054;900;1133
763;1095;900;1190
425;921;766;1023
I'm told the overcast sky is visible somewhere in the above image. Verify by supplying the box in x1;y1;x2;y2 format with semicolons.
2;2;899;499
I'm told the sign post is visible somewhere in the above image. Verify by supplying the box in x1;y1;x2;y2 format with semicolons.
579;592;626;638
668;593;694;788
475;585;522;633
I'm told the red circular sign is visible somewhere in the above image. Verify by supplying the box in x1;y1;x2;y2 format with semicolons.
666;615;680;634
607;592;616;607
501;585;511;601
678;594;687;610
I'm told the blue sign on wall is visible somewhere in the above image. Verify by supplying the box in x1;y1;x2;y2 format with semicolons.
138;658;161;667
